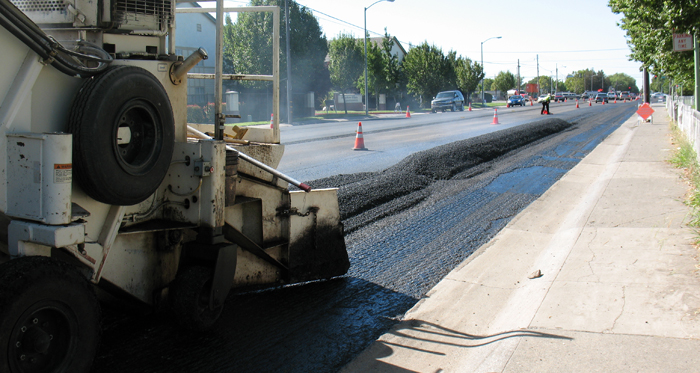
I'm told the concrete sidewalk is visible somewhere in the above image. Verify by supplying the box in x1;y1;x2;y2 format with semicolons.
342;104;700;372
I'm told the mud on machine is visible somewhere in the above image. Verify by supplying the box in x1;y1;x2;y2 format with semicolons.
0;0;349;371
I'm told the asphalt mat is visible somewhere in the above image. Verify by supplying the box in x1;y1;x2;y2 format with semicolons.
92;104;638;373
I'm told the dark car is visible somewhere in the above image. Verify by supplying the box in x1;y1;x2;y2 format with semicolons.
431;90;465;112
507;95;525;107
594;92;609;103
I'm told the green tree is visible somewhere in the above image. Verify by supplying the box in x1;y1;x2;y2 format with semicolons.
222;0;330;99
560;69;609;93
356;35;382;107
355;31;404;110
607;72;638;93
493;71;516;99
609;0;699;90
564;70;589;93
403;42;453;107
482;78;494;92
454;57;483;104
651;75;669;93
380;32;405;104
444;50;458;91
361;31;406;109
328;33;364;114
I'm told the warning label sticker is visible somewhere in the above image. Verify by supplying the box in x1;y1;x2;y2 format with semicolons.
54;163;72;183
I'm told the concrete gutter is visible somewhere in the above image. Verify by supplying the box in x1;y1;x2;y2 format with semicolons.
342;104;700;372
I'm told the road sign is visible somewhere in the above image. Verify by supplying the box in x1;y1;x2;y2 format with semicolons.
673;33;693;52
636;103;654;121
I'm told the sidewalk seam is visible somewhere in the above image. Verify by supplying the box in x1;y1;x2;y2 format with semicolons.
455;114;640;372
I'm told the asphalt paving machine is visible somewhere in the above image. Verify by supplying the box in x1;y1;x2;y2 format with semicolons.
0;0;349;371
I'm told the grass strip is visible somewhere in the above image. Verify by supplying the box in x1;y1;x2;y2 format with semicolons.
669;122;700;249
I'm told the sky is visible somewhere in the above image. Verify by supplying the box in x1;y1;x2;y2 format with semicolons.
220;0;642;89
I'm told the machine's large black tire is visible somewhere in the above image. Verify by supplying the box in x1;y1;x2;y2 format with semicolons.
170;266;223;331
0;256;101;373
69;65;175;206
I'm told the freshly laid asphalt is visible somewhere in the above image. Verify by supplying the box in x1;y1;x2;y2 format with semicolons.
91;102;693;373
342;103;700;372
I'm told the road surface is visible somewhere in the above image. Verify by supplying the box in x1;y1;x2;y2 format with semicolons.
92;101;639;373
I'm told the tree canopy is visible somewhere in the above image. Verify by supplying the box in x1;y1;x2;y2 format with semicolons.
223;0;330;95
454;57;483;103
328;33;364;113
609;0;699;90
355;31;405;108
493;71;516;97
607;72;638;93
403;42;454;107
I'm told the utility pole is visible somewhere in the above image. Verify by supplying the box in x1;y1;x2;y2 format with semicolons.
555;63;558;93
643;68;650;103
695;33;700;109
285;0;292;124
536;54;539;95
517;59;520;94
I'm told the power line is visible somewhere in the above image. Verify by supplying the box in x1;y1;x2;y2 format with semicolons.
297;2;419;47
298;3;381;36
477;48;629;54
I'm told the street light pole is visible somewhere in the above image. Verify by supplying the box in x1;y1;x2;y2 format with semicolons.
555;64;566;93
364;0;394;116
480;36;501;105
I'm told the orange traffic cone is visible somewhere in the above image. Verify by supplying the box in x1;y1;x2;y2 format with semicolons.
530;99;533;106
492;108;499;124
614;98;617;103
576;99;579;109
353;122;367;150
269;113;274;129
405;106;411;118
468;102;472;112
602;100;605;105
589;100;592;107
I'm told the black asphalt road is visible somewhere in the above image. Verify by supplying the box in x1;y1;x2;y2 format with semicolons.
92;103;638;373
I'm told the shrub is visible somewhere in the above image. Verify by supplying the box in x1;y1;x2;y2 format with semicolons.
186;103;225;124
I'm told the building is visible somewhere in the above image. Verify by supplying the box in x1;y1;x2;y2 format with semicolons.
366;36;407;62
174;2;216;106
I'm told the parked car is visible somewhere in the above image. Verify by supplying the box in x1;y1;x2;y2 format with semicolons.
431;90;465;112
595;92;609;103
553;92;565;102
507;95;525;107
582;91;598;100
652;92;666;102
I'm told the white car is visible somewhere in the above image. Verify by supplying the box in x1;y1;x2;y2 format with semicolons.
652;92;666;101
